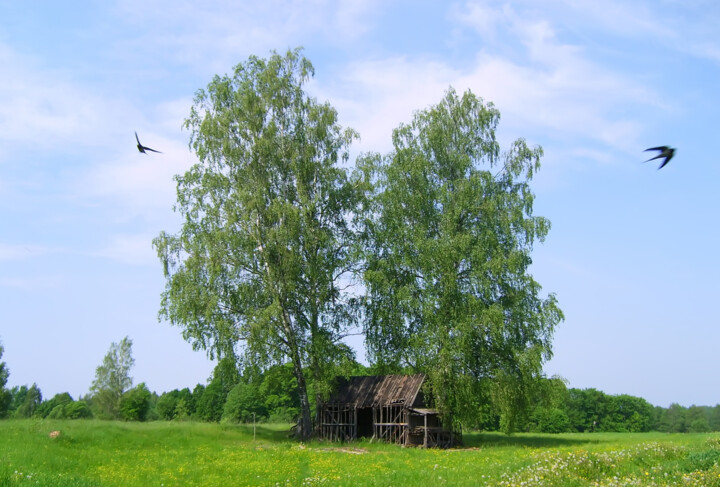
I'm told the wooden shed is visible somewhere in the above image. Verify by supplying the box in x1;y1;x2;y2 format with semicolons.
319;374;457;448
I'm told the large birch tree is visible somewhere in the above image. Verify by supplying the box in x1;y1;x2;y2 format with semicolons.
154;49;363;439
361;88;563;433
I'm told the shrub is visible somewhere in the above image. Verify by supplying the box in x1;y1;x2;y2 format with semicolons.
195;380;225;422
156;391;180;420
268;406;298;424
120;383;152;421
37;393;74;419
48;404;67;419
174;398;191;421
222;382;267;423
65;401;93;419
527;406;571;433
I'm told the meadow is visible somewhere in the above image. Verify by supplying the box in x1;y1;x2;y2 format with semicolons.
1;420;720;486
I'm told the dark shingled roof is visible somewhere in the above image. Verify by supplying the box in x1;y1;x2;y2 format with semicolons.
325;374;426;408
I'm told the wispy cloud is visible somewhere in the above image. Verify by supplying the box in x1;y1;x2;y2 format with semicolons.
315;1;666;165
553;0;667;38
516;0;720;66
0;43;125;154
111;0;383;75
317;56;459;153
78;134;196;221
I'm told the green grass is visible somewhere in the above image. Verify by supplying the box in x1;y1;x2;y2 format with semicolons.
1;420;720;486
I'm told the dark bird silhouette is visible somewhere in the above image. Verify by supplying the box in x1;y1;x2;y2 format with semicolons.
643;146;675;169
135;131;162;154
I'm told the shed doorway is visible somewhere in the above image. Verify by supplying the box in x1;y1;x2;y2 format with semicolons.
357;407;373;438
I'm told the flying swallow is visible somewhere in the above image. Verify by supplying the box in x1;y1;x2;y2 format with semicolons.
643;146;675;169
135;131;162;154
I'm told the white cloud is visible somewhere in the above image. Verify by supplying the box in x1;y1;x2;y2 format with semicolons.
0;43;124;154
111;0;382;75
451;1;505;40
499;0;720;66
320;50;655;162
554;0;665;38
314;2;666;165
330;0;383;40
317;57;459;153
79;135;196;220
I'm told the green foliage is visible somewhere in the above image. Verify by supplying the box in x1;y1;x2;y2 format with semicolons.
155;388;194;421
155;390;180;420
194;379;226;423
607;394;654;432
89;336;134;419
530;388;654;433
154;48;364;439
710;406;720;431
223;381;267;422
687;406;711;433
48;404;67;419
566;387;608;432
177;388;195;415
651;405;720;435
260;363;300;422
174;398;191;421
8;385;28;415
361;87;562;432
13;383;42;418
190;384;206;419
0;390;9;419
64;401;92;419
119;383;152;421
157;387;197;421
530;407;571;433
212;357;240;396
36;392;74;419
690;418;711;433
0;341;9;418
488;382;660;434
194;358;240;423
659;403;688;433
685;448;720;472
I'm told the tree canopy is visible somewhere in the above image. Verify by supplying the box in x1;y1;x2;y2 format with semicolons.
0;341;11;418
154;48;364;439
360;88;563;432
89;336;134;419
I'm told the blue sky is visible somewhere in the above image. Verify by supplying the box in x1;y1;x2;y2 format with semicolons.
1;0;719;408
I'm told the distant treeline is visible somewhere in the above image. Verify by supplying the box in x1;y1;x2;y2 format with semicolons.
507;382;720;434
1;361;719;434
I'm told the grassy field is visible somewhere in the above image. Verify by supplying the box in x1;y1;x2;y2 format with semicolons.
1;420;720;486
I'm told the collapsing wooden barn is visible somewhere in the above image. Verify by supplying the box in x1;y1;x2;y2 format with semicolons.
319;374;457;448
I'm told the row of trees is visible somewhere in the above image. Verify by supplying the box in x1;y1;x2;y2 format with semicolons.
0;334;301;423
3;339;719;435
496;378;720;434
0;336;150;421
153;47;562;439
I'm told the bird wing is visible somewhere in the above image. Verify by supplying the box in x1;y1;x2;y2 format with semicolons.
644;154;665;162
135;131;141;145
644;146;668;152
144;147;162;153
